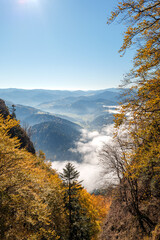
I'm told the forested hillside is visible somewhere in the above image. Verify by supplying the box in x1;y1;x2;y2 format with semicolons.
3;102;83;161
0;101;110;239
31;120;82;161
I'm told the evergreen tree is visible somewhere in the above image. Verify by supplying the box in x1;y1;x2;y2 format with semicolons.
60;163;92;240
60;163;81;240
11;104;16;119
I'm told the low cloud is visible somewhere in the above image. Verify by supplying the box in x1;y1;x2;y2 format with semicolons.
103;105;120;114
52;124;115;192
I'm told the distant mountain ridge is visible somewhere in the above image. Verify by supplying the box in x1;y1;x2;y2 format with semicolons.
0;88;123;107
2;87;123;129
0;88;107;106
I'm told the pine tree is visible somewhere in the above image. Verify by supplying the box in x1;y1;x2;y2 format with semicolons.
60;163;83;240
60;162;107;240
11;104;16;119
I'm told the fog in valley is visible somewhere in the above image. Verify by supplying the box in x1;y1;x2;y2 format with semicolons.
52;124;115;192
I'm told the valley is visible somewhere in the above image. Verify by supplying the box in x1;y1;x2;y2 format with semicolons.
2;88;122;163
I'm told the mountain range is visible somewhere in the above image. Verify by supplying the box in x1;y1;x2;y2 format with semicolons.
1;88;123;161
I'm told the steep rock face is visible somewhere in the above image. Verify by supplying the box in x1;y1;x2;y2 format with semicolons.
100;199;140;240
0;99;35;154
0;99;10;118
9;126;35;154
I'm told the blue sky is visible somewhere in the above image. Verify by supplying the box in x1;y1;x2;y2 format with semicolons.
0;0;134;90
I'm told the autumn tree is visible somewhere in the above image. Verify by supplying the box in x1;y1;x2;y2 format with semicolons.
0;113;68;239
107;0;160;196
101;0;160;237
78;189;111;240
108;0;160;83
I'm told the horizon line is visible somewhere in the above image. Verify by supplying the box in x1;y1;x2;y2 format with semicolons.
0;87;121;91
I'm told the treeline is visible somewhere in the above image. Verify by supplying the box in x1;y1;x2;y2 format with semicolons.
100;0;160;239
0;107;110;240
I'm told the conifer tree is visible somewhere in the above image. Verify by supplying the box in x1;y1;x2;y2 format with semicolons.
60;162;108;240
11;104;16;119
60;163;82;240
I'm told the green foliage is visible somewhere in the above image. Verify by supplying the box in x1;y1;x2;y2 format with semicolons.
60;163;85;240
60;162;80;183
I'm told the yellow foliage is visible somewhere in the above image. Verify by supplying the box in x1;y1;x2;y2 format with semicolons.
106;0;160;237
0;115;62;239
108;0;160;81
0;114;107;239
78;189;111;240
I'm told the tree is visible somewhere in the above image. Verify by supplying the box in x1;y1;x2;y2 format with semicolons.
101;0;160;236
60;163;104;240
60;163;83;240
11;104;16;119
108;0;160;84
108;0;160;189
0;114;59;239
101;135;157;233
0;114;68;239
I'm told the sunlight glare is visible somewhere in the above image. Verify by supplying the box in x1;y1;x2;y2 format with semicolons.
18;0;39;5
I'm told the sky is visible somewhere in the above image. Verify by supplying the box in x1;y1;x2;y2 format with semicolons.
0;0;134;90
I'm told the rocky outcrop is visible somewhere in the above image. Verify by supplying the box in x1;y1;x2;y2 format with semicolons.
0;99;35;154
